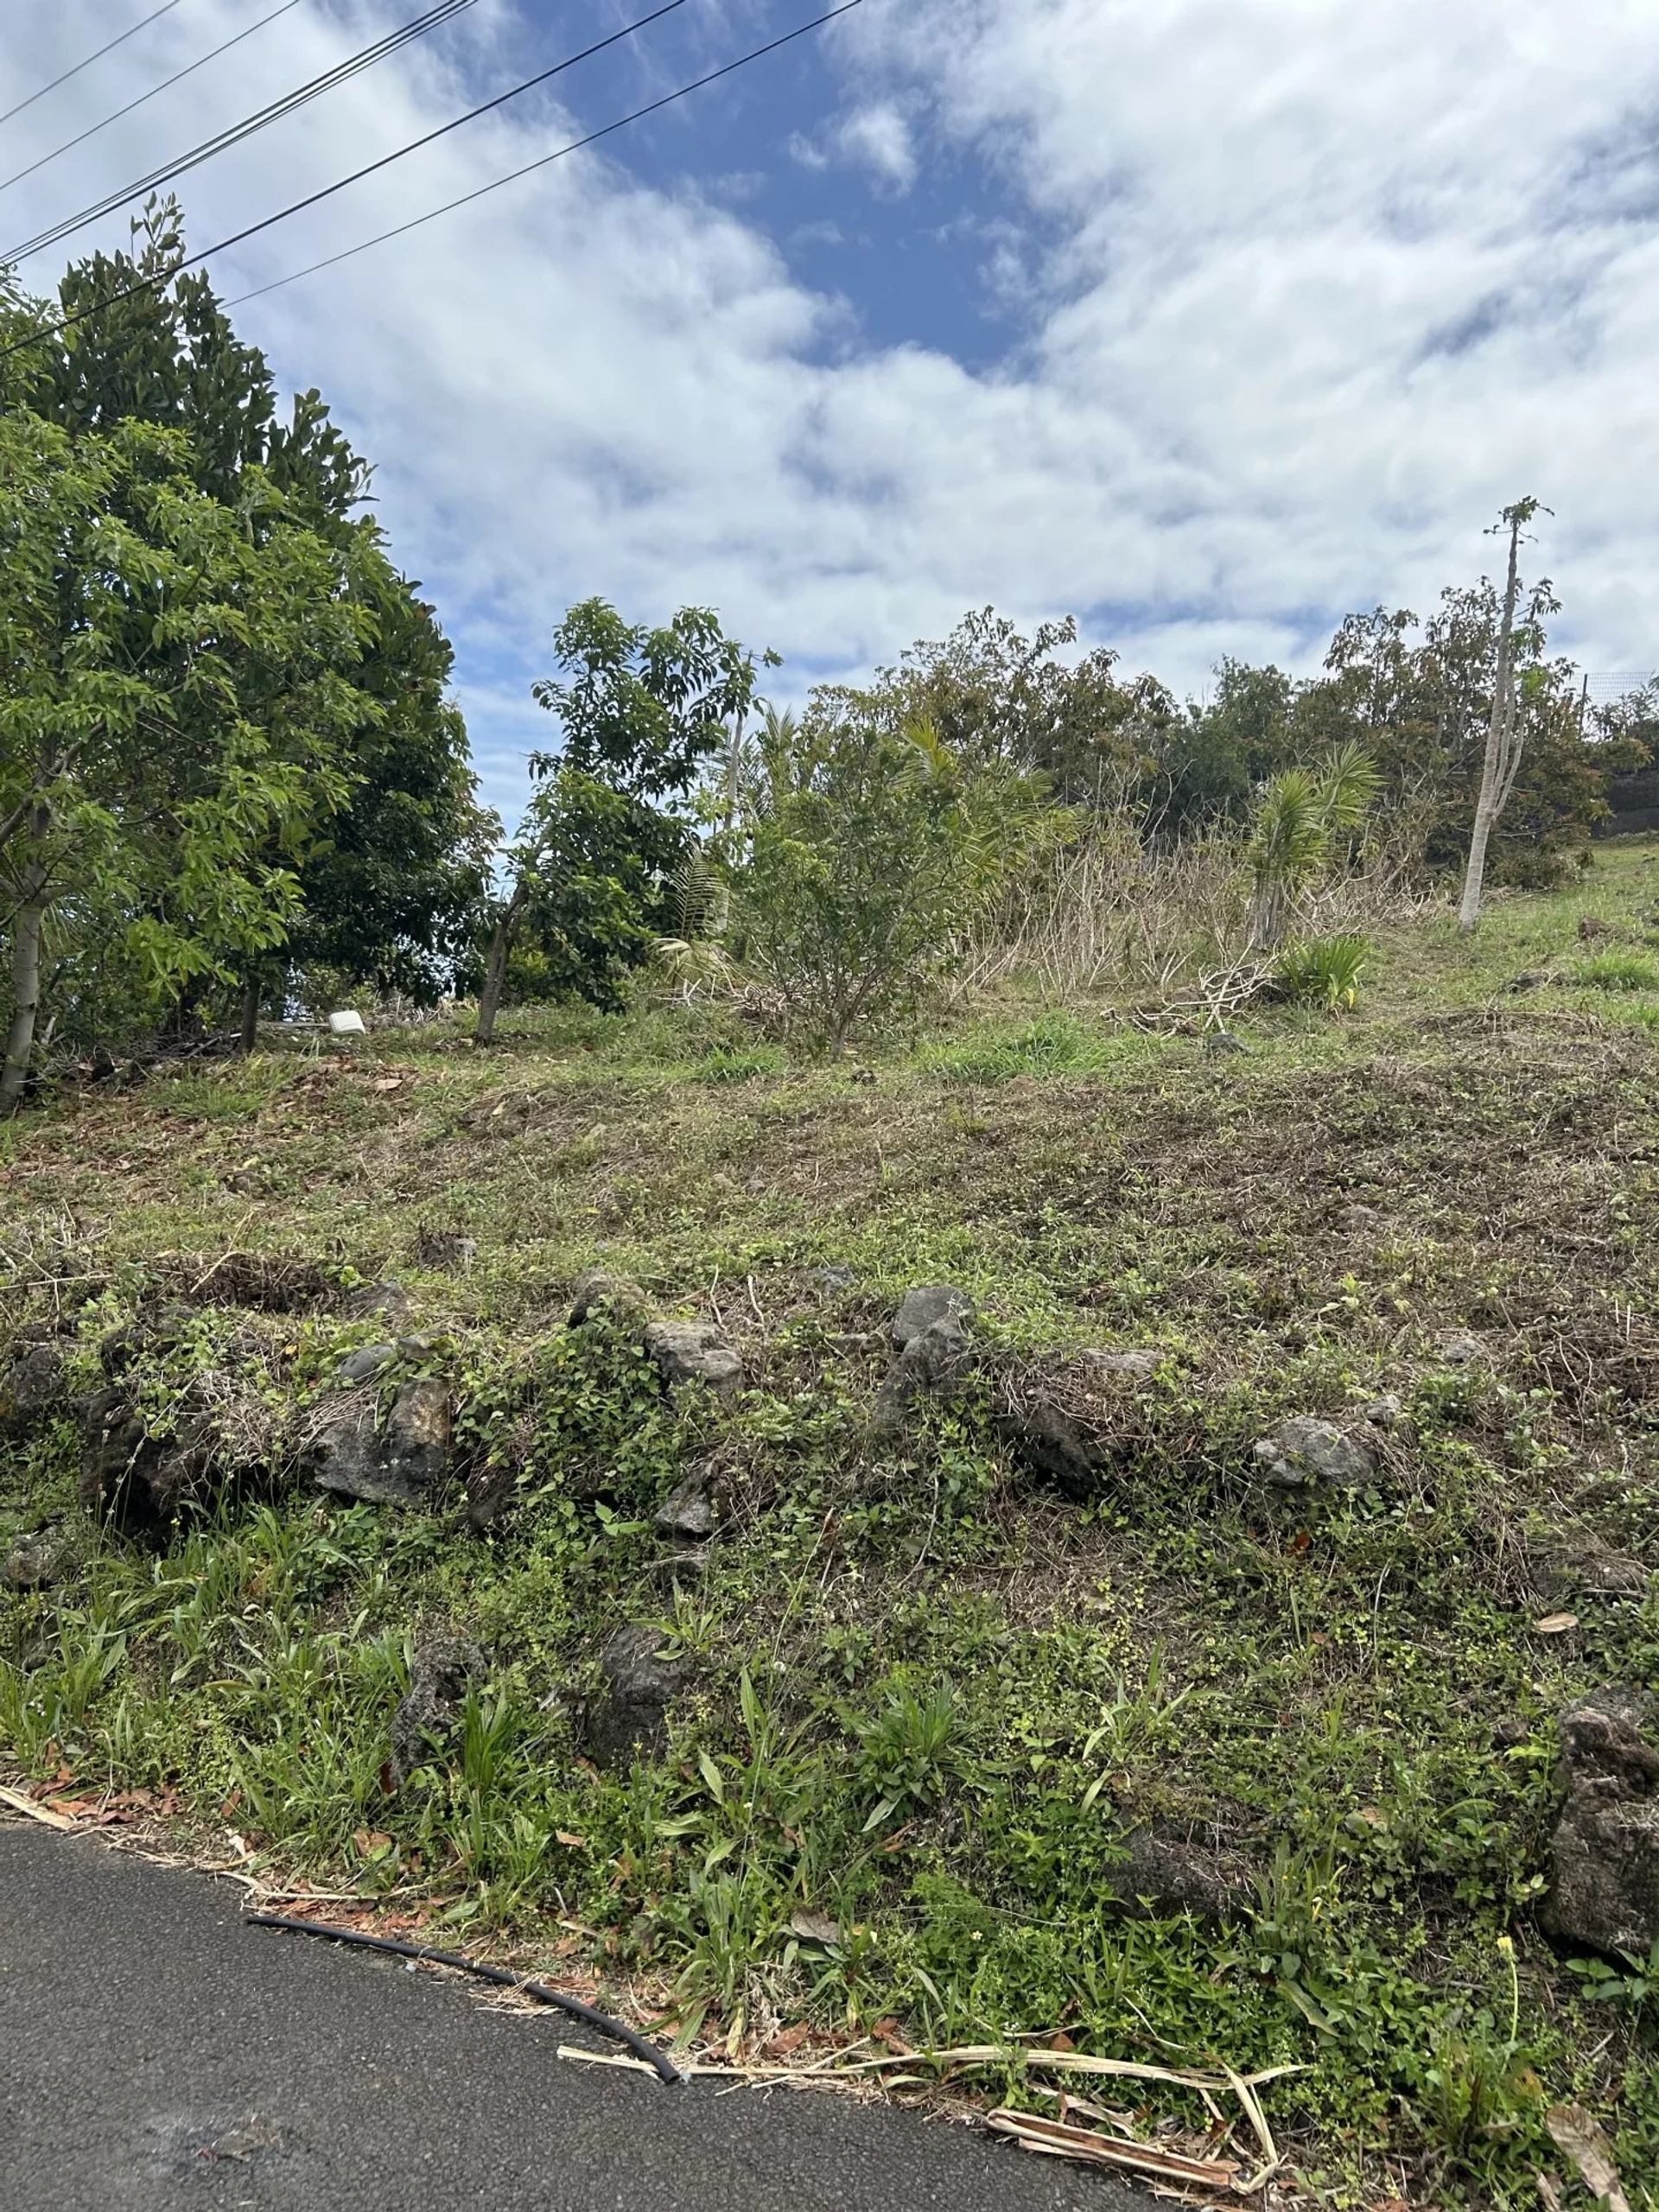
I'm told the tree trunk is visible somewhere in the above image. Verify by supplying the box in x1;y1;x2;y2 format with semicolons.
1;849;49;1114
238;973;262;1057
1458;512;1525;936
474;878;531;1044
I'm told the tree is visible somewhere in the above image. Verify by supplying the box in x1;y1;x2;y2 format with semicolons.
0;412;387;1104
733;709;1044;1055
474;600;771;1040
3;202;487;1029
830;607;1176;809
1459;499;1548;932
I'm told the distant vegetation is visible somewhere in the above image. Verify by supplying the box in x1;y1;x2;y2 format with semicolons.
3;204;1656;1100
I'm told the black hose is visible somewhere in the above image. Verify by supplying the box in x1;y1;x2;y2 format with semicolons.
245;1910;683;2086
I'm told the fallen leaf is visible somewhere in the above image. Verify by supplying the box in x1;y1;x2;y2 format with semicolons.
1534;1613;1580;1636
555;1831;588;1848
1546;2104;1630;2212
788;1910;842;1946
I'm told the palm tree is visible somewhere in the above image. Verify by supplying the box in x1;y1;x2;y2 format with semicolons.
1247;741;1381;949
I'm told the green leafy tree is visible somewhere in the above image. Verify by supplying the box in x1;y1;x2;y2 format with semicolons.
3;202;487;1028
0;412;385;1104
825;607;1177;808
474;600;771;1039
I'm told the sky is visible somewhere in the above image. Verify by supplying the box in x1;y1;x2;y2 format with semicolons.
3;0;1658;830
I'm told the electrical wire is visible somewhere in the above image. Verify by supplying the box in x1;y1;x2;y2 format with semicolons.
246;1913;684;2085
5;0;480;264
0;0;307;200
0;2;184;132
0;0;865;363
222;0;868;308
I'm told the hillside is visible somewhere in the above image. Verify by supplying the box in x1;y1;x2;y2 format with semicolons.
4;841;1659;2208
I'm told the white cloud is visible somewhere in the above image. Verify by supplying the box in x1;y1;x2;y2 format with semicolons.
4;1;1659;831
835;100;917;193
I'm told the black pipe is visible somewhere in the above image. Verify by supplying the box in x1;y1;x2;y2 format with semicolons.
245;1910;684;2086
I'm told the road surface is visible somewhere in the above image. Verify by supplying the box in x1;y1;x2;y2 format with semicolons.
1;1825;1142;2210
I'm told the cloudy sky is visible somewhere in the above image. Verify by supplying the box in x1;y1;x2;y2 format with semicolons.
4;0;1657;828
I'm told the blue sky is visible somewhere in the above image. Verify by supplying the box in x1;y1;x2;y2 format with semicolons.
6;1;1659;835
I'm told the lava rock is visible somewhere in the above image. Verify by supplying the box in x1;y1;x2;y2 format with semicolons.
1545;1688;1659;1955
1;1341;66;1433
585;1625;687;1768
1529;1535;1651;1608
568;1269;649;1327
653;1475;716;1542
1252;1414;1378;1490
1077;1348;1161;1381
308;1396;400;1503
3;1523;81;1592
871;1313;976;1440
413;1228;477;1271
995;1395;1112;1496
645;1320;742;1397
891;1285;975;1352
1111;1827;1254;1921
1437;1332;1488;1367
390;1630;487;1784
76;1383;212;1525
336;1343;398;1383
382;1378;452;1495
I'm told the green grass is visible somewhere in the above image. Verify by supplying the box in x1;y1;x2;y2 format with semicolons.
4;840;1659;2209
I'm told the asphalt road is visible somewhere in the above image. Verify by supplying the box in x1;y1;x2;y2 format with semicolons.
1;1826;1144;2211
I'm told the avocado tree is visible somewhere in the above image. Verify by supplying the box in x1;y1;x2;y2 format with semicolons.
0;410;389;1106
4;201;488;1034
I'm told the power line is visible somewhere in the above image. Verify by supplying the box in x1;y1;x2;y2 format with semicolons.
226;0;867;308
0;0;306;201
1;0;865;364
6;0;480;264
0;2;184;132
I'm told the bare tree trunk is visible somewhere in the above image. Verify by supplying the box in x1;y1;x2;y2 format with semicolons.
474;877;531;1045
1;841;49;1114
1459;510;1526;936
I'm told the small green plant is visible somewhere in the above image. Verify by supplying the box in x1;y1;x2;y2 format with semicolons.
1273;931;1369;1011
1567;1937;1659;2022
1573;950;1659;993
848;1677;962;1832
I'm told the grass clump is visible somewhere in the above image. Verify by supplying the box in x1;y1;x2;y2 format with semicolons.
1573;950;1659;993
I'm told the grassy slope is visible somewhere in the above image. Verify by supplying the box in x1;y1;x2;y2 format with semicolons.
4;841;1659;2206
